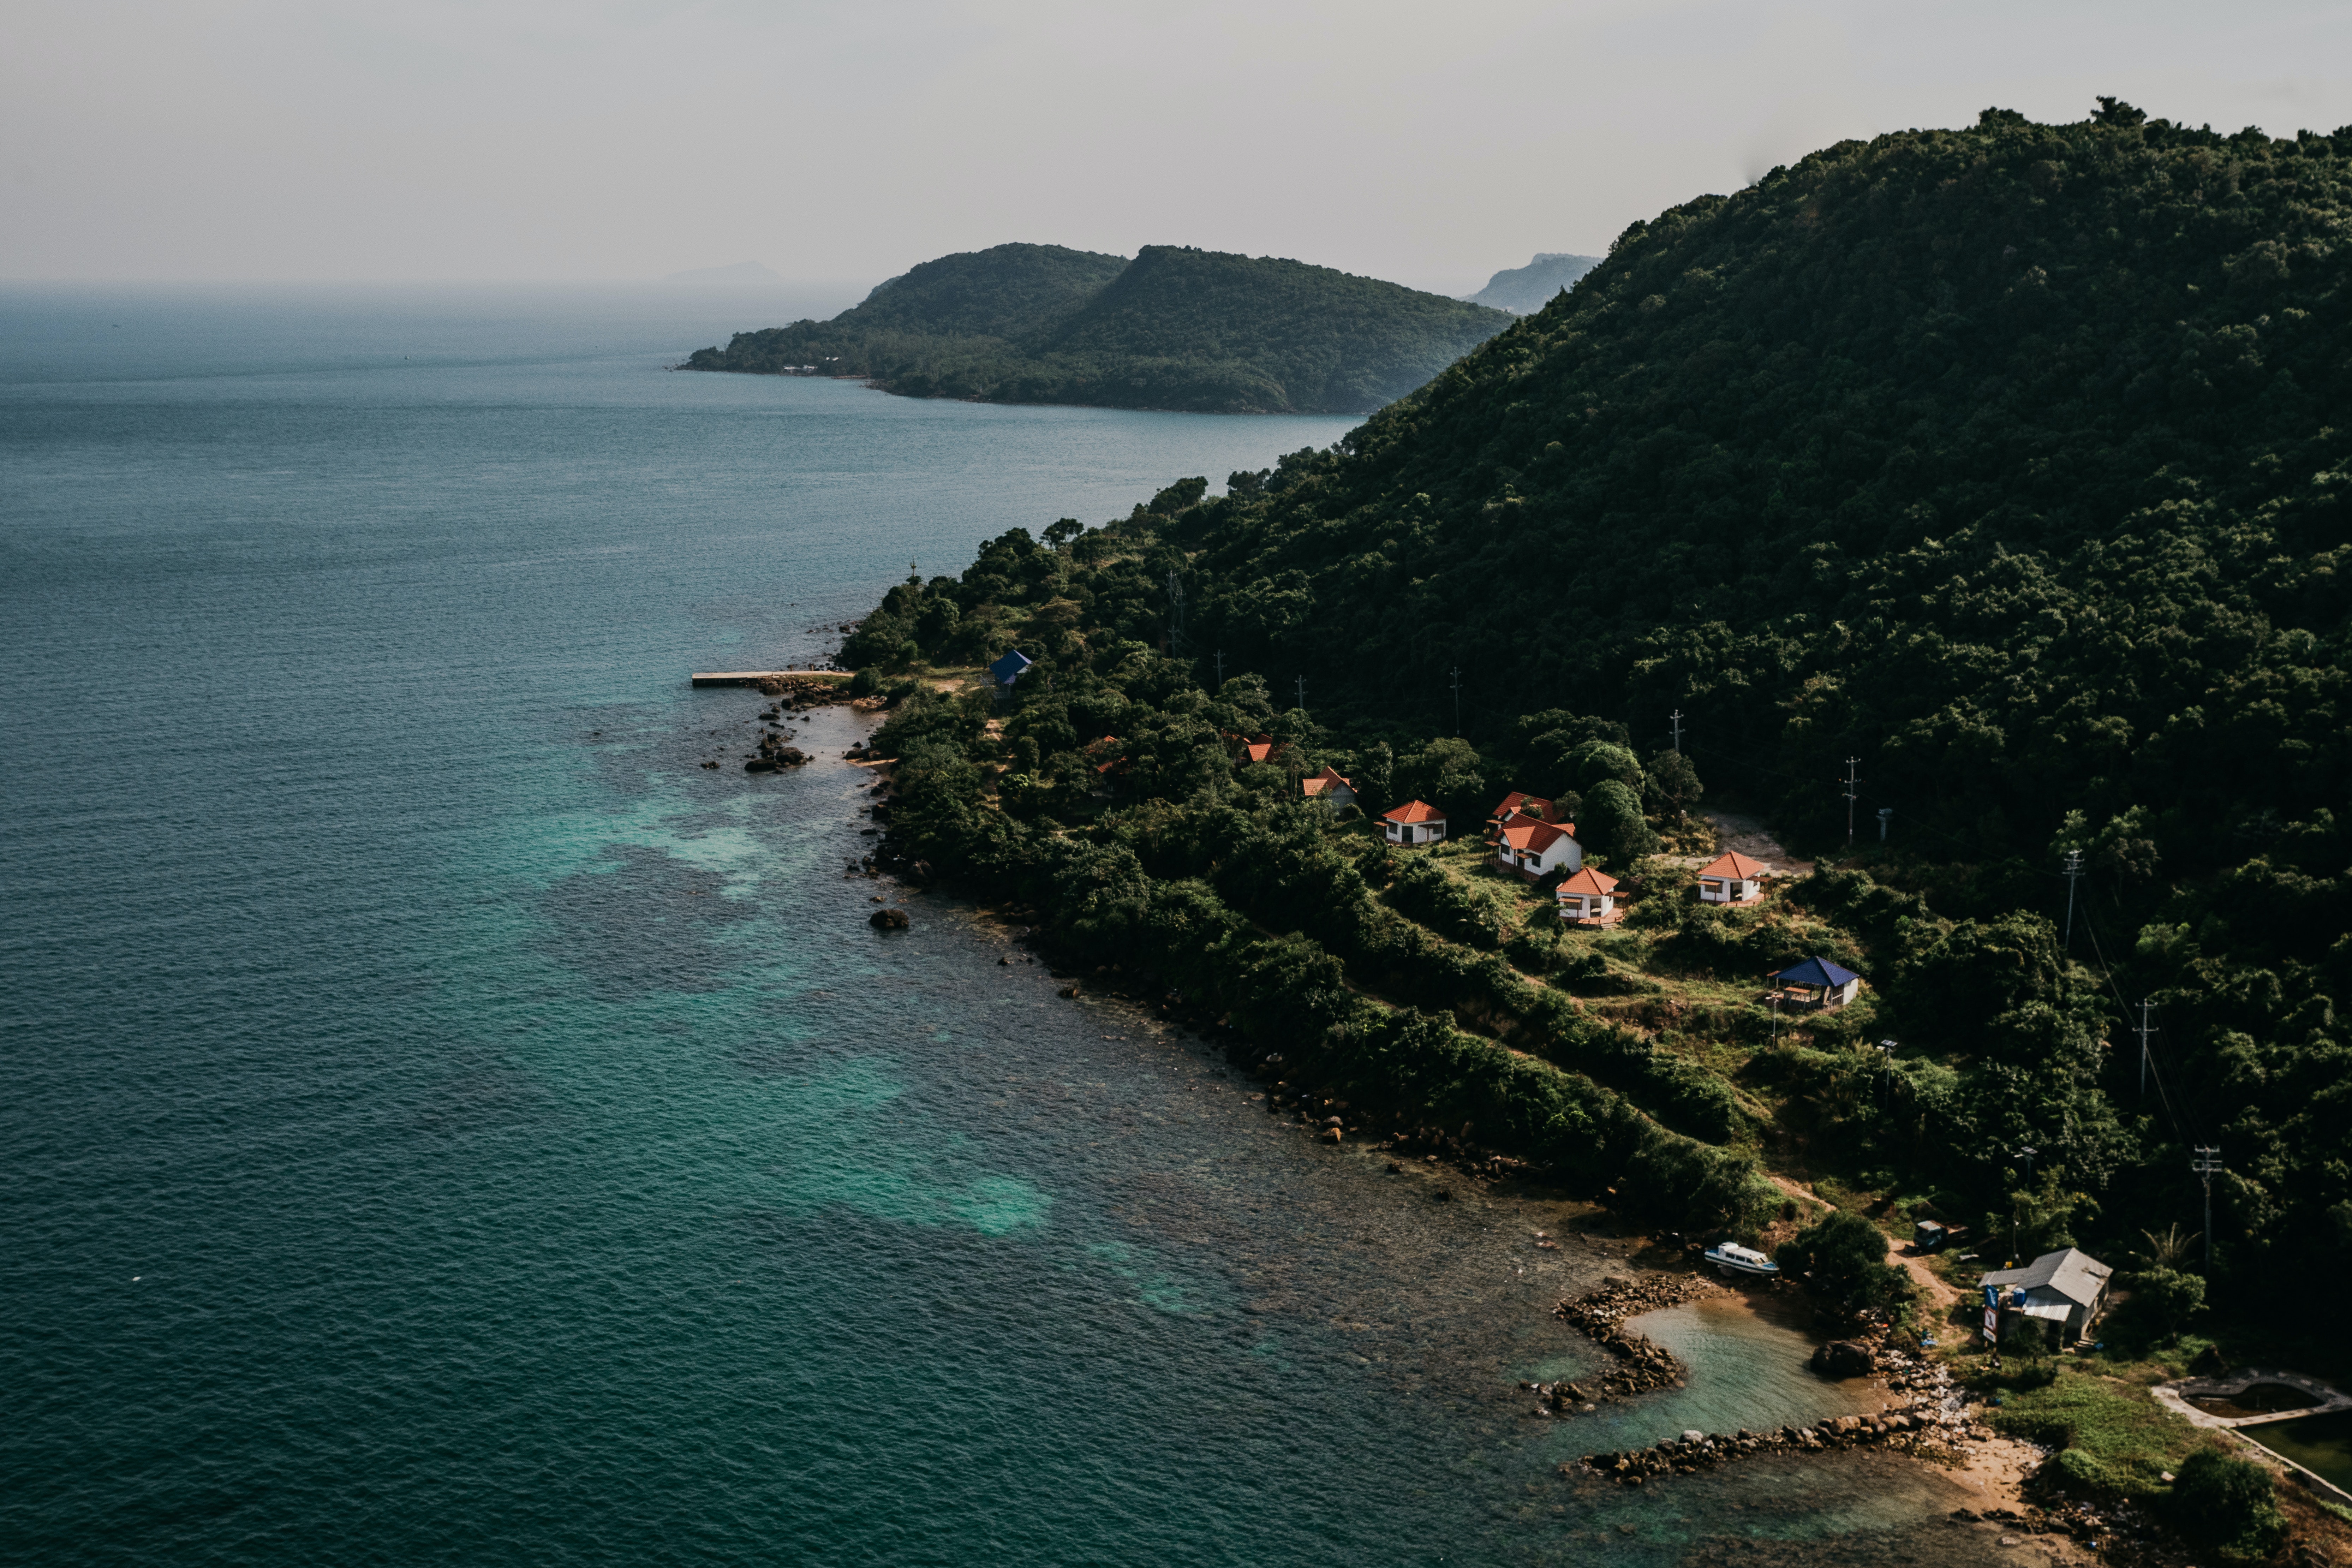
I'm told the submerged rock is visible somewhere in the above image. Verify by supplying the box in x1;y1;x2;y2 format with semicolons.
868;907;909;930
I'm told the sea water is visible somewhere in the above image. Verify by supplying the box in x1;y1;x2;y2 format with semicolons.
0;286;2008;1566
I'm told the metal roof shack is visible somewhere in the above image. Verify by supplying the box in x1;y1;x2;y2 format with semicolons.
1981;1247;2114;1347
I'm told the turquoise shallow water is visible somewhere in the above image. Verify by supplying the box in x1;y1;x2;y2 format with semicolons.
1;287;2004;1566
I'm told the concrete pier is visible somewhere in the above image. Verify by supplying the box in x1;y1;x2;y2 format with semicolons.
690;670;848;688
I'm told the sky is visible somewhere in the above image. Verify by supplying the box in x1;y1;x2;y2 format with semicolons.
7;0;2351;296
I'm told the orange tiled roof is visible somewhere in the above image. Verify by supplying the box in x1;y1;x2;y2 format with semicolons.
1555;867;1620;898
1490;791;1553;821
1382;799;1446;824
1698;851;1769;881
1301;766;1354;797
1500;818;1575;853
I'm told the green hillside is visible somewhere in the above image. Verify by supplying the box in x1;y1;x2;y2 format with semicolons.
839;102;2352;1352
681;243;1512;413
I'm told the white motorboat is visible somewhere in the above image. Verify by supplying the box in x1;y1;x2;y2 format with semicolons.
1705;1242;1780;1278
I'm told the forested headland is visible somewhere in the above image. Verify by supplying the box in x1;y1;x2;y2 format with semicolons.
838;101;2350;1391
682;243;1513;415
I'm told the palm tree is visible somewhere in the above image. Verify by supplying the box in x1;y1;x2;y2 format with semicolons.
2135;1223;2200;1271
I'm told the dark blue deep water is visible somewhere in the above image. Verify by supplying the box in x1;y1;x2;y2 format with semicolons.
1;287;2002;1566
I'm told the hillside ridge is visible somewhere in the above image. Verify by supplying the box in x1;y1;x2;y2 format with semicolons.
682;242;1511;414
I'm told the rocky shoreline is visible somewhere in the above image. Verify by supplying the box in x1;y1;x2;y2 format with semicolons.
1534;1272;1722;1408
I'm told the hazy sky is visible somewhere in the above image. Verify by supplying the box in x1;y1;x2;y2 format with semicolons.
8;0;2350;294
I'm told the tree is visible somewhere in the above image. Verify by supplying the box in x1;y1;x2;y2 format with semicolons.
1644;748;1704;820
1777;1211;1914;1320
1043;518;1083;549
2131;1266;2207;1341
1396;737;1488;825
1581;779;1656;865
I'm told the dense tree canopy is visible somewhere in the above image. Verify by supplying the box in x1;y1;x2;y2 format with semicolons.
683;244;1512;414
838;101;2352;1342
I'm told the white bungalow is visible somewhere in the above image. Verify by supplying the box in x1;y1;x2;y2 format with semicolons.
1382;800;1448;845
1497;817;1582;881
1697;851;1768;905
1555;866;1623;925
1301;766;1357;810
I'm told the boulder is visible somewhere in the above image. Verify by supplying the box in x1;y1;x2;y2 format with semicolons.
868;907;909;930
1811;1340;1876;1378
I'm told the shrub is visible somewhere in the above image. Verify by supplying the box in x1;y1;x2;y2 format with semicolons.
2169;1449;2286;1561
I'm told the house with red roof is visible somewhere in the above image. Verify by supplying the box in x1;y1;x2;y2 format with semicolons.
1300;766;1356;810
1232;733;1289;767
1381;799;1448;846
1696;851;1769;905
1554;866;1623;926
1496;816;1582;881
1485;792;1566;838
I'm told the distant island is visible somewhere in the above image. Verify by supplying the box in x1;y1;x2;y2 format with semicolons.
681;243;1513;414
1463;252;1602;313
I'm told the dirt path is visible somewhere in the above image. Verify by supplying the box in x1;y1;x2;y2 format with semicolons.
1700;807;1814;877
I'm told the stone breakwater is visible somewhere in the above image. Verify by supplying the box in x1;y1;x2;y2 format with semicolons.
1572;1334;1982;1485
1535;1274;1723;1409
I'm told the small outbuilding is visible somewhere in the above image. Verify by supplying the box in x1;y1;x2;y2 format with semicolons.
1300;766;1356;809
1497;817;1583;881
1381;800;1448;845
1770;955;1862;1010
1696;851;1768;905
986;648;1034;691
1980;1248;2114;1349
1555;866;1622;925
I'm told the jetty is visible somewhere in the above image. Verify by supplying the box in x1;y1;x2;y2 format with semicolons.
690;669;847;688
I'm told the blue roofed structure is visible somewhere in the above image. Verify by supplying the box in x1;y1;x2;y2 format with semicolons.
986;649;1034;688
1770;955;1863;1009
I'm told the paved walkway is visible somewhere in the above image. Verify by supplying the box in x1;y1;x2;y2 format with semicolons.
2153;1369;2352;1430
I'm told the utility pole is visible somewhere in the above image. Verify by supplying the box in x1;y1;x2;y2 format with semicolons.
2192;1147;2222;1274
1843;757;1861;845
1295;674;1307;714
1450;666;1463;736
1166;571;1187;656
2136;1000;2156;1098
1875;1038;1896;1113
1669;710;1684;753
1214;650;1225;688
2062;849;2085;952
